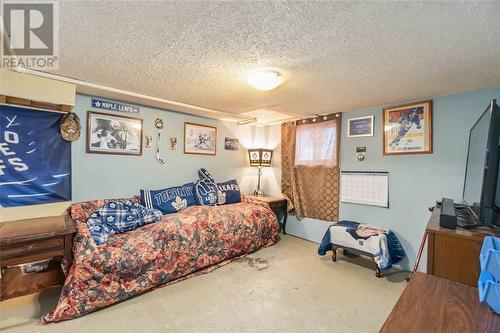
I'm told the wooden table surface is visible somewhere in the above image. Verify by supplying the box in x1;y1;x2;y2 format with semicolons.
379;272;499;333
246;195;286;203
0;215;75;245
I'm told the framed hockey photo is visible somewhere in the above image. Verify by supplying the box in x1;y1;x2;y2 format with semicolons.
347;115;374;137
87;111;143;156
383;100;432;155
184;122;217;155
224;137;239;150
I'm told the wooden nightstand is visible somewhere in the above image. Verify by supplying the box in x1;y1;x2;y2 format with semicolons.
248;195;288;234
0;215;76;300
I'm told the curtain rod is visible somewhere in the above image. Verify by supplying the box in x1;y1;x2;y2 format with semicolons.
295;112;341;125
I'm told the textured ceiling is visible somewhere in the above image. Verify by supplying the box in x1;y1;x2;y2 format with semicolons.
55;1;500;116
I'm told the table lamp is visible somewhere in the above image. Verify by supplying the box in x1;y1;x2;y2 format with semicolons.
248;148;273;196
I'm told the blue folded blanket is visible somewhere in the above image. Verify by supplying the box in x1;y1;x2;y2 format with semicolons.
318;221;406;271
87;200;163;245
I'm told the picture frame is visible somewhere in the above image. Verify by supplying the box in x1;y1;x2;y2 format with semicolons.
383;100;432;155
86;111;143;156
184;122;217;155
347;115;374;137
224;137;239;150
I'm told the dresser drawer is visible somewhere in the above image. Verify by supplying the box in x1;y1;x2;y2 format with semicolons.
1;238;64;260
1;260;65;300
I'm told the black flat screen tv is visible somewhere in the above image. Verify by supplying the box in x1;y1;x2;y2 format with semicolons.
463;99;500;227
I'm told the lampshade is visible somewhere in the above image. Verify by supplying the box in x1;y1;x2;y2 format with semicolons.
248;148;273;167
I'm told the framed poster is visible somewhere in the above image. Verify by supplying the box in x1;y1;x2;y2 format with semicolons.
383;100;432;155
347;115;374;137
87;111;143;156
184;122;217;155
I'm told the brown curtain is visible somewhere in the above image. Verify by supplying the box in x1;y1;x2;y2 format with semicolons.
281;115;341;221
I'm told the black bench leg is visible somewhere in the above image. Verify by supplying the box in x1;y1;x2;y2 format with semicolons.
332;247;337;262
282;204;287;235
375;266;382;278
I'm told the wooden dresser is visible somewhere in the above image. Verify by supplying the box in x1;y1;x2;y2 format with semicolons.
426;207;500;286
0;216;76;300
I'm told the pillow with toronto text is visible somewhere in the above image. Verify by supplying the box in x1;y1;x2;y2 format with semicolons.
141;182;196;214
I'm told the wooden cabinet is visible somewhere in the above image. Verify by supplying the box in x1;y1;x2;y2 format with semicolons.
426;207;499;286
0;216;76;300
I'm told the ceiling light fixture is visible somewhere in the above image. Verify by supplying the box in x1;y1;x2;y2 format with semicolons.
247;70;284;91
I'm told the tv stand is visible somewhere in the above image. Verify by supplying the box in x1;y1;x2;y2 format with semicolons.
426;205;500;286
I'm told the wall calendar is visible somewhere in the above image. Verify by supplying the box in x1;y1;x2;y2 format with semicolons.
340;171;389;208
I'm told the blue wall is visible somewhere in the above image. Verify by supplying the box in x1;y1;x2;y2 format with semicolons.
71;94;257;202
284;86;500;270
0;94;271;221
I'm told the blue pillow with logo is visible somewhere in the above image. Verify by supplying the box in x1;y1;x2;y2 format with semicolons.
141;182;196;214
194;178;219;206
217;179;241;205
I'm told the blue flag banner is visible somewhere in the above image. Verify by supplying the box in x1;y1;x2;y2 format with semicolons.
0;105;71;207
91;98;139;113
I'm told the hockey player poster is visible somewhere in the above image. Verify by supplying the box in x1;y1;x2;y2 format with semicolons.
383;100;432;155
0;105;71;207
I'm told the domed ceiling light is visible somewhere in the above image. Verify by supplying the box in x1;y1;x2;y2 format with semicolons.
247;70;284;91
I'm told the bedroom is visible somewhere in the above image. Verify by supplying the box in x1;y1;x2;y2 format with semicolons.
0;1;499;332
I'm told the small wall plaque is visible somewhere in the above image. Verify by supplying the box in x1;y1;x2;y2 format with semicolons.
170;137;177;150
347;115;373;137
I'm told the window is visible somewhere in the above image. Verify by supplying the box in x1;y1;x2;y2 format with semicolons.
295;120;337;167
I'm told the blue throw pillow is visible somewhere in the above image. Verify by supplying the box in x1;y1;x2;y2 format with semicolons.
194;178;218;206
217;179;241;205
87;200;163;245
141;182;196;214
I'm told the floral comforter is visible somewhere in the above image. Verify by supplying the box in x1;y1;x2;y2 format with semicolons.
43;197;279;323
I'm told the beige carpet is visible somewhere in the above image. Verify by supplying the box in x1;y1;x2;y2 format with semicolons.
0;235;407;333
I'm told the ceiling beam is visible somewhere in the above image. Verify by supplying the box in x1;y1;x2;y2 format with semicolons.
13;68;257;123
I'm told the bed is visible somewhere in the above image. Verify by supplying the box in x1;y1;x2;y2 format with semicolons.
42;196;280;323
